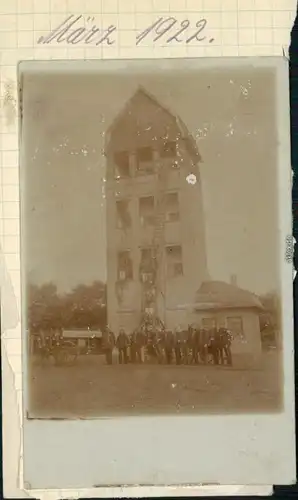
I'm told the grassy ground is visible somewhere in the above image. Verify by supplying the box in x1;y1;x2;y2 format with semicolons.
28;350;282;418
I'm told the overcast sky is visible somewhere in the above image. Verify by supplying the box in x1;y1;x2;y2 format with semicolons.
21;64;279;296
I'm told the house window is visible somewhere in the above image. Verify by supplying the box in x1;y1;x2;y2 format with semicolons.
227;316;244;338
160;140;177;159
136;146;154;175
202;317;216;330
217;317;226;329
140;247;156;283
114;151;130;178
165;192;179;222
116;200;132;229
139;196;155;226
166;245;183;278
117;251;133;281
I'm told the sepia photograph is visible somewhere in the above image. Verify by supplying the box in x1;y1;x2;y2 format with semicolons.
20;59;283;418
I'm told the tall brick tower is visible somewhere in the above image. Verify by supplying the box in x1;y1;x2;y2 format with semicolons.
105;87;209;333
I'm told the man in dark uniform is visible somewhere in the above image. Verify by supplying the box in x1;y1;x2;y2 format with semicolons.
128;333;136;363
213;327;223;364
38;330;50;366
134;328;146;364
218;327;226;365
155;330;164;364
116;328;129;364
208;327;219;365
181;328;189;365
164;329;174;364
191;325;200;364
221;328;233;365
186;326;194;364
174;326;183;365
103;326;115;365
199;328;209;364
146;326;159;362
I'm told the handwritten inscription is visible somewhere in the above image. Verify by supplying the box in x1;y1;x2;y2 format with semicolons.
136;17;213;45
37;15;213;46
38;15;116;45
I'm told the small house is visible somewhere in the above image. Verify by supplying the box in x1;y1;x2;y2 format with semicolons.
192;280;264;356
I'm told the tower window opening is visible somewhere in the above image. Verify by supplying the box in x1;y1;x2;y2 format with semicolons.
160;140;177;159
117;250;133;281
114;151;130;178
136;146;154;175
165;192;180;222
139;196;155;226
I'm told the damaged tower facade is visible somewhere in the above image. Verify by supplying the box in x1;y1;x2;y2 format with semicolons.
105;88;209;334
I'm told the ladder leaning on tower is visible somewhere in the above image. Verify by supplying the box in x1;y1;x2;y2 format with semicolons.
140;146;172;332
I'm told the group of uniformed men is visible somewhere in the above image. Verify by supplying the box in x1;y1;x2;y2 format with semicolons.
102;325;233;366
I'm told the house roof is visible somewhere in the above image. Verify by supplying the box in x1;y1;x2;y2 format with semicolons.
193;280;264;311
105;86;201;162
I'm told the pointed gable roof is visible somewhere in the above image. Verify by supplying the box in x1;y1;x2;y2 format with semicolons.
105;86;201;161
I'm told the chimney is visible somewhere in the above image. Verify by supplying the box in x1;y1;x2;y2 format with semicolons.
230;274;237;286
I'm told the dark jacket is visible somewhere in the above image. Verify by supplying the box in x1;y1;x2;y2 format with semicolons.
103;330;115;349
116;332;129;349
164;331;174;349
